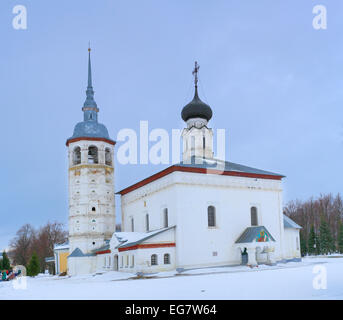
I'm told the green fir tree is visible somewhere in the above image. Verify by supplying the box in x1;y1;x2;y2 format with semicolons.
337;223;343;254
300;231;308;256
308;226;317;255
319;219;334;255
27;252;40;277
2;251;10;270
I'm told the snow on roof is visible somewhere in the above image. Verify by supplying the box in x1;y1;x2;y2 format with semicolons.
283;215;302;229
54;241;69;250
115;226;175;249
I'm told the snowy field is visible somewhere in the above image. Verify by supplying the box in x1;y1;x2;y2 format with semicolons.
1;257;342;300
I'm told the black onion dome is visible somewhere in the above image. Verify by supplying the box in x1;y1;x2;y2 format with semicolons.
181;87;213;122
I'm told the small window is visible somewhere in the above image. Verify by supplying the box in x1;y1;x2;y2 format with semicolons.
105;148;112;166
251;207;258;226
164;254;170;264
121;256;124;268
126;255;129;267
146;214;149;232
151;254;158;266
131;255;135;267
208;206;216;227
131;217;134;232
163;208;168;228
92;207;96;212
88;146;98;164
73;147;81;165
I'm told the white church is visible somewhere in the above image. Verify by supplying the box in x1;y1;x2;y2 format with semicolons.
60;50;301;276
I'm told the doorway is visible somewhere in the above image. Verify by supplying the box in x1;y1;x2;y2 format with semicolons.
241;248;248;265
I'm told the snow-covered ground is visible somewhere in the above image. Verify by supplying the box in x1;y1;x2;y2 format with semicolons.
1;257;342;300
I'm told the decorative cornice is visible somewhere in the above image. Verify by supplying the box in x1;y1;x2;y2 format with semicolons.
118;242;176;252
69;164;114;171
118;165;283;196
66;137;116;146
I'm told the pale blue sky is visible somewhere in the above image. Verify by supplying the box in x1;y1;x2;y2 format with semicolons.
1;0;342;250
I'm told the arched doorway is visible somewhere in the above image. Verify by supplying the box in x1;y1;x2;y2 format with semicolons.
241;248;248;265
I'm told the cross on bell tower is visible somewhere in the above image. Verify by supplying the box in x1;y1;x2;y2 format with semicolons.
192;61;200;88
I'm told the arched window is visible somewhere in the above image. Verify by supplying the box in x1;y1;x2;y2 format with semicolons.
131;217;134;232
88;146;98;164
163;208;168;228
164;254;170;264
208;206;216;227
251;207;258;226
146;214;149;232
105;148;112;166
151;254;158;266
73;147;81;165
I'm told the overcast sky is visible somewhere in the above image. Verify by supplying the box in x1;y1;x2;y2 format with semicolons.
1;0;342;250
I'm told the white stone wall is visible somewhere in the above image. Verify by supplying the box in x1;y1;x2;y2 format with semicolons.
121;170;287;269
68;256;97;276
283;228;301;259
109;228;176;273
68;139;116;255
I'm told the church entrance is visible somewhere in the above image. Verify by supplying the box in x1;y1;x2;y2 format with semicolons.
114;255;119;271
241;248;248;265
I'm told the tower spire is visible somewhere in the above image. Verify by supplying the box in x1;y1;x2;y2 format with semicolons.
87;45;93;88
83;45;98;121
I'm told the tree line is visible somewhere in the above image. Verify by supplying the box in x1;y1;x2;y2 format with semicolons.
9;221;67;276
284;193;343;255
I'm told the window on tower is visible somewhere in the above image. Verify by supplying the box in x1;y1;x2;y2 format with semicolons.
105;148;112;166
163;208;168;228
88;146;98;164
73;147;81;165
208;206;216;227
145;214;149;232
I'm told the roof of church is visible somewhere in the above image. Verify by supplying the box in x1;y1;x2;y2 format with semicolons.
178;157;284;177
235;226;276;243
118;157;284;195
283;215;302;229
66;48;114;146
114;226;175;249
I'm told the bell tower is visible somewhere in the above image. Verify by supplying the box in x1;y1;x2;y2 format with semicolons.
66;48;116;256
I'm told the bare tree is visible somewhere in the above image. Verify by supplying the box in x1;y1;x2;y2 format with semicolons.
9;224;36;266
9;221;67;271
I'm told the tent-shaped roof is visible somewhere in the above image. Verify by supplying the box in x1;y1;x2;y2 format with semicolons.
235;226;275;244
68;247;95;258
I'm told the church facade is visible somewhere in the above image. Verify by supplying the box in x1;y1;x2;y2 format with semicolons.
64;51;301;276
